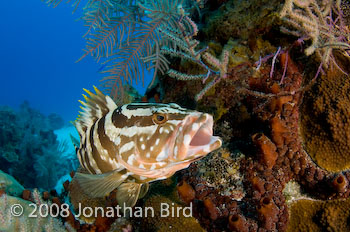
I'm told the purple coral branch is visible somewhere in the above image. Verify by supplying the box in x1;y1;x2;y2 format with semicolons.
330;53;348;76
314;62;324;81
175;17;218;79
254;53;275;68
280;51;289;85
270;46;281;78
197;46;209;55
256;56;262;70
202;70;211;84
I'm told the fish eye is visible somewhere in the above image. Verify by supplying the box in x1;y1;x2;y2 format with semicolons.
152;113;167;124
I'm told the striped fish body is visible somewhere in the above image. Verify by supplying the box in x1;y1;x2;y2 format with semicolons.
74;87;222;207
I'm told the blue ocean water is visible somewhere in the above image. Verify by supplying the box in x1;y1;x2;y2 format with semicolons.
0;1;151;123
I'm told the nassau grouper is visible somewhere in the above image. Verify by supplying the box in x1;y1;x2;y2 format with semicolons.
73;87;222;207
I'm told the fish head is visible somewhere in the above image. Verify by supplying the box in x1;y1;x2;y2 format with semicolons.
147;103;222;176
114;103;222;177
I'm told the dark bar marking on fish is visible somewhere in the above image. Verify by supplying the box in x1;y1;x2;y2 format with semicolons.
78;148;88;171
112;109;155;128
111;109;129;128
83;133;96;174
90;121;113;173
97;115;118;159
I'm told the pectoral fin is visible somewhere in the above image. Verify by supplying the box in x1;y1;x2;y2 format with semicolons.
75;170;127;198
116;182;142;208
139;183;149;199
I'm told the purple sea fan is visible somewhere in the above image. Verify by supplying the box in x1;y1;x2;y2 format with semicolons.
280;0;350;73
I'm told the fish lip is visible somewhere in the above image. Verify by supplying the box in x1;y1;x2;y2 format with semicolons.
173;113;222;161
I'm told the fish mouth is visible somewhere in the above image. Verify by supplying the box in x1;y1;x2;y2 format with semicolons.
173;113;222;161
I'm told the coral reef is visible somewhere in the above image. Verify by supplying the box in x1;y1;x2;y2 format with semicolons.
137;176;205;232
48;113;65;130
177;180;196;204
191;148;245;200
0;193;68;231
202;0;281;43
300;66;350;172
287;197;350;232
251;133;278;169
280;0;350;70
0;102;76;190
66;170;206;231
0;170;24;197
332;174;349;193
31;0;350;231
228;214;249;232
140;194;205;231
163;38;350;231
0;173;72;232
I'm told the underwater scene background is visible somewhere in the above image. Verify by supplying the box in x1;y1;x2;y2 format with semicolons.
1;0;350;231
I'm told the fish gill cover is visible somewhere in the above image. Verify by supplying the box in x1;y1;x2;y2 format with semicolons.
1;0;350;231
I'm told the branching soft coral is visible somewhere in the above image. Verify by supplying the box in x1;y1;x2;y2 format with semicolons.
44;0;192;103
44;0;233;103
280;0;350;72
160;14;230;101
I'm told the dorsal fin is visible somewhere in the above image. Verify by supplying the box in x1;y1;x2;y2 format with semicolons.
74;86;117;136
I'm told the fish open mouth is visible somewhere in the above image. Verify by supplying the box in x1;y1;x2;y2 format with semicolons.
174;113;222;161
189;121;212;146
